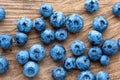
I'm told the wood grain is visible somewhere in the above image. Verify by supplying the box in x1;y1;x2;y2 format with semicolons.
0;0;120;80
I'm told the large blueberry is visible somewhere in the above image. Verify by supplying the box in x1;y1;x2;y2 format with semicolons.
92;16;108;32
16;50;29;65
96;71;110;80
52;66;67;80
39;3;53;17
23;61;39;78
14;32;28;46
29;44;46;61
40;28;55;44
66;14;84;33
88;30;103;45
0;34;12;49
102;39;118;56
76;56;90;71
50;12;66;28
78;70;96;80
50;44;66;61
88;46;102;61
70;40;86;56
33;18;46;32
16;17;32;33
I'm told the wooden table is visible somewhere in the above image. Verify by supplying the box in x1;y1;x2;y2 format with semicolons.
0;0;120;80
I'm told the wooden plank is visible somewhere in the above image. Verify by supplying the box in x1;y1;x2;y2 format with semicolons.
0;0;120;80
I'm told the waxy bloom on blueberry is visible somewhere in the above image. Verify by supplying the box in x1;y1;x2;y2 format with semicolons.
112;2;120;17
39;3;53;17
33;18;46;32
0;7;6;20
66;14;84;33
52;67;67;80
16;17;32;33
0;34;12;49
29;44;46;61
50;44;66;61
23;61;39;78
50;12;66;28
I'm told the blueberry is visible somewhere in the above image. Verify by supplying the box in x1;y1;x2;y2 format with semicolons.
0;56;9;74
40;28;55;44
102;39;118;56
16;50;29;65
63;56;76;70
88;46;102;61
50;44;66;61
39;3;53;17
117;38;120;47
0;7;6;20
88;30;103;45
55;29;68;41
96;71;110;80
0;34;12;49
66;14;84;33
92;16;108;32
76;56;90;71
78;70;96;80
112;2;120;17
33;18;46;32
16;17;32;33
29;44;46;62
52;67;67;80
70;40;86;56
84;0;99;13
50;12;66;28
14;32;28;46
23;61;39;78
100;55;110;66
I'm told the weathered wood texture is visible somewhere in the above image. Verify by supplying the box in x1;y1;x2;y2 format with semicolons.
0;0;120;80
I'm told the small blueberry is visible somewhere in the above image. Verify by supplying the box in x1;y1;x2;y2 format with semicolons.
16;50;29;65
100;55;110;66
29;44;46;62
23;61;39;78
96;71;110;80
76;56;90;71
88;46;102;61
52;66;67;80
92;16;108;32
50;12;66;28
14;32;28;46
0;34;12;49
102;39;118;56
39;3;53;17
55;29;68;41
84;0;99;13
70;40;86;56
0;7;6;20
0;56;9;74
50;44;66;61
63;56;76;70
78;70;96;80
66;14;84;33
112;2;120;17
33;18;46;32
16;17;32;33
88;30;103;45
40;28;55;44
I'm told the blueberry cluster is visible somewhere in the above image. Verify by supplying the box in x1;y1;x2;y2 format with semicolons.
0;0;120;80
